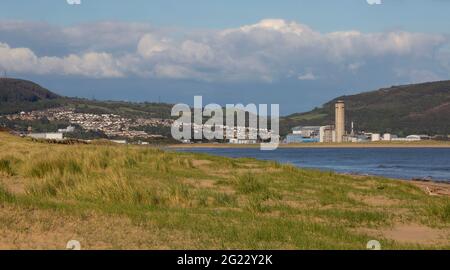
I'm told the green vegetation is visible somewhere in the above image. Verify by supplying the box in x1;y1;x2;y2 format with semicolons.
281;80;450;136
0;78;64;114
0;78;173;120
0;132;448;250
0;117;72;133
69;99;173;119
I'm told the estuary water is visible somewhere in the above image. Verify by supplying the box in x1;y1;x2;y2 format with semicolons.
176;147;450;182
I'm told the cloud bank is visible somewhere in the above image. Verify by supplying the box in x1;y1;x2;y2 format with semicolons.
0;19;449;83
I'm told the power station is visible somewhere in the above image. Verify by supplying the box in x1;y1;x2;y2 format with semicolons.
285;100;346;144
285;97;435;144
335;100;345;143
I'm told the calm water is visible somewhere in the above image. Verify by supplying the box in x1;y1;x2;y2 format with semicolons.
176;148;450;182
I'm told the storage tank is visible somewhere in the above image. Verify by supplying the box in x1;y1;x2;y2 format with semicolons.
371;133;381;142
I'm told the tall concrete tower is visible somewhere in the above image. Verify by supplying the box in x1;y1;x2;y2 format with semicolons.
335;100;345;143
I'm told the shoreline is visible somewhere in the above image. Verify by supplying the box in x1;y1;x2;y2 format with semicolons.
169;144;450;197
169;142;450;149
408;180;450;197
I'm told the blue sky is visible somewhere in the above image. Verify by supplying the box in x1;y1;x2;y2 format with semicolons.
1;0;450;114
2;0;450;32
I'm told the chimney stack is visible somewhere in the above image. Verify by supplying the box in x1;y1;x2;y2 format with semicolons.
335;100;345;143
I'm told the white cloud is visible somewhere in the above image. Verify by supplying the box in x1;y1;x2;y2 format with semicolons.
137;34;171;58
0;43;38;73
179;40;215;64
41;52;124;78
0;19;449;82
367;0;382;5
298;72;317;81
0;21;158;54
0;42;123;78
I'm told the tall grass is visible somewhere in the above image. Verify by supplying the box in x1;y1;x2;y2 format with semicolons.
235;174;268;194
0;158;15;176
1;132;449;249
18;145;226;208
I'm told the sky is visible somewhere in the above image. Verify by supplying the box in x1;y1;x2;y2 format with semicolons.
1;0;450;114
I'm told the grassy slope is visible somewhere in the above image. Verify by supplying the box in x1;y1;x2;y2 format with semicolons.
67;99;173;119
281;80;450;136
0;132;449;250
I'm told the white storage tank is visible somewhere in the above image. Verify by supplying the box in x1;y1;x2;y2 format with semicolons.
371;133;381;142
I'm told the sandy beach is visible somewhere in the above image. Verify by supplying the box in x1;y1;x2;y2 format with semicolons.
409;180;450;197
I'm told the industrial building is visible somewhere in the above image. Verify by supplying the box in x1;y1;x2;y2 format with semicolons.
286;126;329;144
285;100;435;144
292;126;321;137
285;134;319;144
383;133;392;141
28;133;64;140
371;133;381;142
319;125;335;143
344;134;370;143
285;101;346;144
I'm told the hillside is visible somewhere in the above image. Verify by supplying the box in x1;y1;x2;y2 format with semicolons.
0;78;64;114
0;78;60;102
0;78;173;119
281;81;450;136
0;132;449;249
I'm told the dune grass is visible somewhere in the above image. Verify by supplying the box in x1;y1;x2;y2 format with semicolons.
0;132;449;250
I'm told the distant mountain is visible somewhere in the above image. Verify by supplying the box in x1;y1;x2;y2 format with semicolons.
0;78;63;114
0;78;173;119
281;80;450;136
0;78;60;102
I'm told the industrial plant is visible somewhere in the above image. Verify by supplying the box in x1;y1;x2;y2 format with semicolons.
285;101;433;144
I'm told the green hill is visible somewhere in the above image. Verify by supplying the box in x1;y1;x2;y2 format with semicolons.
0;78;173;119
0;78;60;102
281;81;450;136
0;78;64;114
